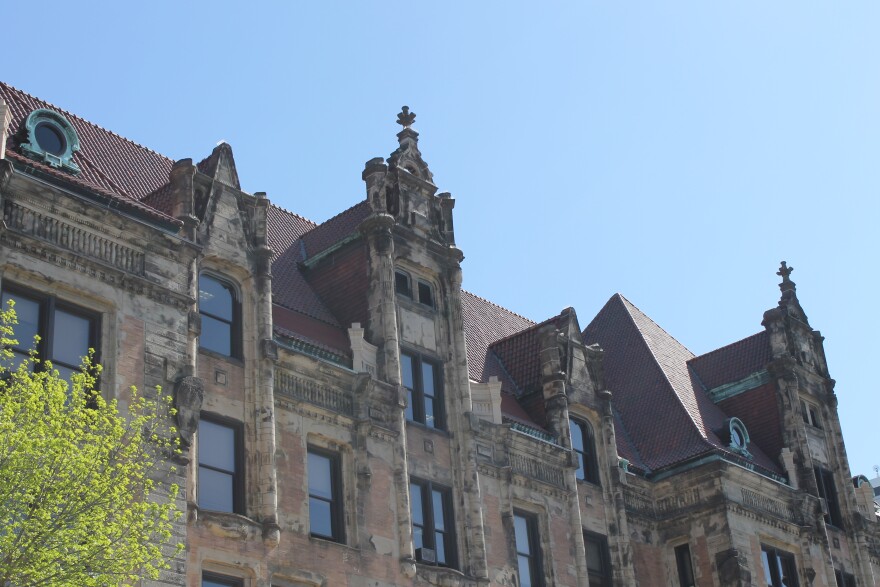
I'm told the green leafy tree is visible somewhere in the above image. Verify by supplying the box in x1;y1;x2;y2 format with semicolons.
0;302;182;586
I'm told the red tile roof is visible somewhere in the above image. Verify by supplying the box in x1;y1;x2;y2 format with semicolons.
300;200;371;260
583;294;782;475
1;82;177;226
460;290;535;383
688;331;771;391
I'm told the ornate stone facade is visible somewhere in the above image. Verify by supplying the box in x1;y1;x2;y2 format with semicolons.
1;83;877;587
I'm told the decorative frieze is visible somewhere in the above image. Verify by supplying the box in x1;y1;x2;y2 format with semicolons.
275;369;354;416
740;487;794;521
4;200;145;275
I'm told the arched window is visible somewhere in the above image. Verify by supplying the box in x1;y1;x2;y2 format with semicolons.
570;417;600;485
198;274;240;358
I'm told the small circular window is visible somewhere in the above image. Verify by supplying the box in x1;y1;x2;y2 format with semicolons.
34;122;66;156
19;108;81;174
731;426;744;449
726;417;751;458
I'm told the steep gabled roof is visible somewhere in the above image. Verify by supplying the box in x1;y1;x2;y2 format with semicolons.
488;313;569;396
299;200;371;261
689;331;771;391
583;294;782;475
460;290;535;384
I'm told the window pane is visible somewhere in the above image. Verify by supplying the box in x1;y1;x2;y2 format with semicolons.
55;365;76;389
425;396;436;428
518;554;533;587
308;452;333;499
570;419;584;452
435;531;446;563
418;281;433;307
401;354;414;389
199;276;233;320
586;538;602;572
199;420;236;471
395;271;411;297
198;466;234;512
422;362;434;395
405;389;415;421
3;293;39;351
410;483;423;524
200;316;232;356
432;490;445;530
309;497;333;537
514;515;530;554
51;309;90;366
762;550;774;586
413;525;424;550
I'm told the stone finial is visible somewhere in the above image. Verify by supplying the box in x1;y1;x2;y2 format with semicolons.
396;106;416;129
777;261;796;293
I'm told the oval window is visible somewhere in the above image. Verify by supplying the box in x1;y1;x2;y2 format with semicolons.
35;122;66;156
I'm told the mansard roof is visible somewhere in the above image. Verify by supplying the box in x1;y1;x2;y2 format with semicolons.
583;294;782;476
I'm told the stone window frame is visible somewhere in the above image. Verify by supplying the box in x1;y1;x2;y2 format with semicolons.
724;417;752;459
1;281;101;383
513;509;546;587
307;445;345;543
583;530;612;587
198;272;243;360
197;412;245;515
401;349;446;431
409;477;457;569
673;542;696;587
395;267;436;310
760;544;799;587
569;416;600;485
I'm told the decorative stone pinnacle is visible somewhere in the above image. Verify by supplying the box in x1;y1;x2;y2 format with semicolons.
777;261;796;293
396;106;416;129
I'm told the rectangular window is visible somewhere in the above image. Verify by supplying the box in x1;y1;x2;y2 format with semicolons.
814;467;843;527
514;511;544;587
761;545;799;587
584;531;612;587
202;572;243;587
1;284;99;386
675;543;696;587
835;570;857;587
410;479;456;568
308;447;344;542
198;415;244;514
801;400;822;429
401;351;445;430
417;280;434;308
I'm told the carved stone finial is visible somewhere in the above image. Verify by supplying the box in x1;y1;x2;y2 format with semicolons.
777;261;796;293
396;106;416;129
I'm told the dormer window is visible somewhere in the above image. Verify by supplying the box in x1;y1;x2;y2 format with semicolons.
20;109;80;174
725;417;751;458
395;269;435;309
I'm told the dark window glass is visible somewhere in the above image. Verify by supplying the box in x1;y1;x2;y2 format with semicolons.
514;512;544;587
761;546;799;587
402;351;445;430
395;270;412;298
202;572;243;587
570;418;600;485
585;532;612;587
199;274;239;358
835;570;857;587
815;467;843;527
198;416;242;514
308;448;344;542
1;286;98;382
418;281;434;308
35;122;66;155
675;543;695;587
410;479;456;568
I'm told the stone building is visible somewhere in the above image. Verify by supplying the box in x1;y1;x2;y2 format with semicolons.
0;81;878;587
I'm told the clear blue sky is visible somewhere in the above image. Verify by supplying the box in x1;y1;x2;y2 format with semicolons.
5;2;878;478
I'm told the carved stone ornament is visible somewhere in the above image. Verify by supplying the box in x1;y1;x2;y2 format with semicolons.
175;375;205;446
261;338;278;361
714;548;751;587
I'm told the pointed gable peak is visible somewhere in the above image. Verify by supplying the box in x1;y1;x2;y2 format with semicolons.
197;141;240;189
388;105;434;183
